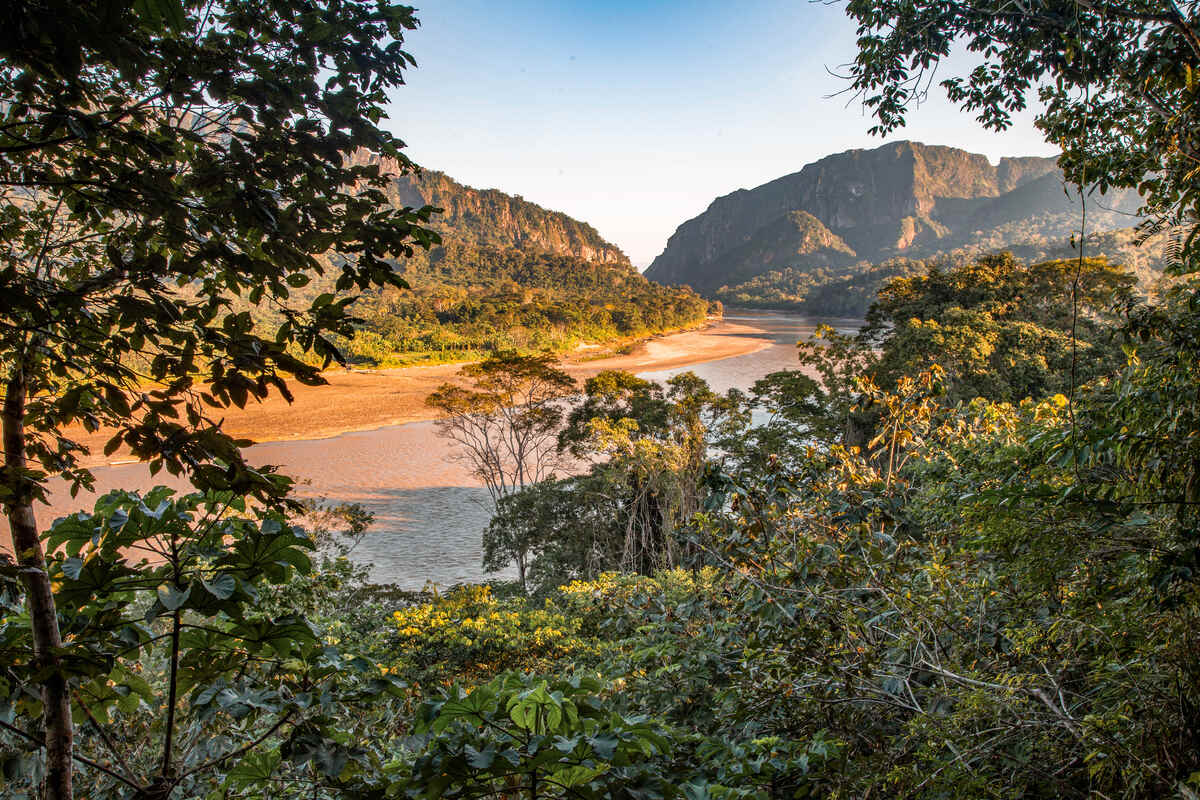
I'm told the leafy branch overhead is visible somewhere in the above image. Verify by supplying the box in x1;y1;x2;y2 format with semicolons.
0;2;437;799
1;0;440;500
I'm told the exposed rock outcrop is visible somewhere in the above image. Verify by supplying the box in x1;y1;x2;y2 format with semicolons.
647;141;1140;293
351;152;629;265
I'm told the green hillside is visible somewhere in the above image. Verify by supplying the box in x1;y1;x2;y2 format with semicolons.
279;159;712;366
715;225;1169;315
341;243;712;365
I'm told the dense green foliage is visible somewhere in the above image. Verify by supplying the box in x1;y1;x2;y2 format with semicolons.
714;259;928;316
338;245;712;366
5;0;1200;798
447;249;1198;797
0;489;405;799
481;369;726;593
858;253;1134;403
7;243;1200;799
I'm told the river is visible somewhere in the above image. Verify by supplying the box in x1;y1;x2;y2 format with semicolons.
36;311;858;588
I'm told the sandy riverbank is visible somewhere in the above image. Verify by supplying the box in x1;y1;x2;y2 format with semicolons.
67;318;773;469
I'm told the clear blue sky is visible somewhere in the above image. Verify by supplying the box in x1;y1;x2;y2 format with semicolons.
384;1;1056;267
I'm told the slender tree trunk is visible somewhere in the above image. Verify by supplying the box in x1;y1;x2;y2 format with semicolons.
3;367;73;800
161;610;182;780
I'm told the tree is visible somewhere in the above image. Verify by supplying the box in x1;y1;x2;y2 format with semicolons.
832;4;1200;791
483;474;625;594
559;371;736;574
861;253;1134;403
844;0;1200;270
795;254;1134;461
795;323;880;450
0;489;403;799
714;369;827;471
426;352;576;590
0;2;435;796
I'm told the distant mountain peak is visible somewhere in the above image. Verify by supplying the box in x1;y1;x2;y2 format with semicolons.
644;141;1129;294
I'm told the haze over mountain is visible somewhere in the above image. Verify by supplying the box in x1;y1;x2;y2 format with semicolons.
646;141;1144;295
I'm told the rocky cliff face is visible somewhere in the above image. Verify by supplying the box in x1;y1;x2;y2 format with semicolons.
646;141;1136;293
697;211;858;288
353;152;629;265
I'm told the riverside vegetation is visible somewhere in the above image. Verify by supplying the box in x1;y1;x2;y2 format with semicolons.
2;1;1200;800
335;244;713;367
253;146;712;368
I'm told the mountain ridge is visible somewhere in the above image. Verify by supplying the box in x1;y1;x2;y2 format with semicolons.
646;141;1142;294
350;151;630;266
310;153;711;369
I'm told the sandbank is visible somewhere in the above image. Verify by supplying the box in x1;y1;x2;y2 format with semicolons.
65;318;773;469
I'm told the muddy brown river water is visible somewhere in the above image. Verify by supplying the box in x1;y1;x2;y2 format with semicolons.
36;312;858;588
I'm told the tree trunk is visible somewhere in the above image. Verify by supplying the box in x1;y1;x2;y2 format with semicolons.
843;409;872;452
3;368;73;800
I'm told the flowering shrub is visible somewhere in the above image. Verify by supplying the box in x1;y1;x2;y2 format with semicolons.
558;568;727;636
389;585;590;687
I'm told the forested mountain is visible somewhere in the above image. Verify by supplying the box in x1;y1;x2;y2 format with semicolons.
236;152;706;365
314;157;710;365
714;225;1170;315
344;243;711;365
647;141;1146;296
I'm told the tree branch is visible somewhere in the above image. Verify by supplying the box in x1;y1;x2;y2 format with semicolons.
0;717;143;791
174;710;296;783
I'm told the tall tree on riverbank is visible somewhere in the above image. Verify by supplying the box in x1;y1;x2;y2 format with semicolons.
0;1;435;796
558;370;736;575
426;352;576;590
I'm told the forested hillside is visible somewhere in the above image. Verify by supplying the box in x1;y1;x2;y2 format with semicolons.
341;243;711;364
715;225;1171;315
285;163;711;365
